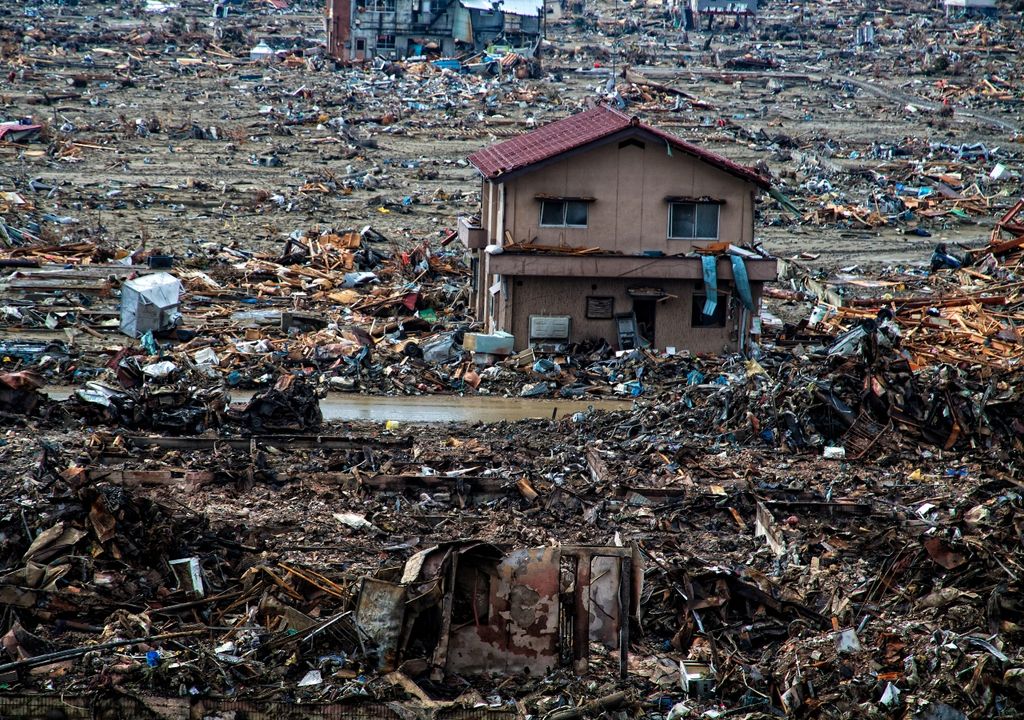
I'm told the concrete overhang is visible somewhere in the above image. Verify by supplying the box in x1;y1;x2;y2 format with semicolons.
486;253;778;282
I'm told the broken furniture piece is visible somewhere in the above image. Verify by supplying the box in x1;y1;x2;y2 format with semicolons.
119;272;182;338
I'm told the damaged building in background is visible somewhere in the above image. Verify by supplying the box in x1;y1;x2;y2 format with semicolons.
687;0;759;29
326;0;543;61
943;0;998;19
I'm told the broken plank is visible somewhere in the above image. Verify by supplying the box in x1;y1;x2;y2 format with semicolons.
126;435;411;451
358;474;509;493
755;501;786;557
586;447;613;486
84;469;185;485
762;500;873;516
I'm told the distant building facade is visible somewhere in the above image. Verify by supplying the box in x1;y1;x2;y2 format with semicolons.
943;0;997;18
326;0;542;61
687;0;758;29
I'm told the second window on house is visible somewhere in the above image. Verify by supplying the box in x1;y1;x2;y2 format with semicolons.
668;202;720;240
692;291;728;327
540;200;588;228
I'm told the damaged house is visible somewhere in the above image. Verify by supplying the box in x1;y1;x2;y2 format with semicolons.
326;0;543;61
459;104;777;354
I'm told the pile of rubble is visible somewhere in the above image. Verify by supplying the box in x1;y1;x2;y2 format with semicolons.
1;374;1022;717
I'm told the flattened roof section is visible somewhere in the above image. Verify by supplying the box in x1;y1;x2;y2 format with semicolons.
467;104;770;188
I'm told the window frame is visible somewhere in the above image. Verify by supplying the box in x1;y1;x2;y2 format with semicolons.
539;199;589;228
667;201;720;241
691;288;729;328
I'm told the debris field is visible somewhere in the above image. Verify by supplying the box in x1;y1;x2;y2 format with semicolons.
2;0;1024;719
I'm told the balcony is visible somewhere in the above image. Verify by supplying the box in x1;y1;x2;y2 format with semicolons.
457;216;487;249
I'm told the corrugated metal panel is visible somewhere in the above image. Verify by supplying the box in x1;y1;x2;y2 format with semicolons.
355;577;407;670
452;4;474;44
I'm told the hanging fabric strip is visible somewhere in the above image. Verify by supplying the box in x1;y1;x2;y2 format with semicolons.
731;255;754;311
701;254;718;317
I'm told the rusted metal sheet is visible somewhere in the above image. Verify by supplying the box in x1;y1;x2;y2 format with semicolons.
375;542;639;678
445;546;561;675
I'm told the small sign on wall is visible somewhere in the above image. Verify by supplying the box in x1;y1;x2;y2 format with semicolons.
586;296;614;319
529;315;571;341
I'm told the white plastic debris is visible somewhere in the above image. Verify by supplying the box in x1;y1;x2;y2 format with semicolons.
297;669;323;687
142;361;178;380
837;628;862;653
194;347;220;366
334;512;380;532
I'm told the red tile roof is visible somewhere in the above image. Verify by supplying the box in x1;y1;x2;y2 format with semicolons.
0;122;43;142
467;104;769;188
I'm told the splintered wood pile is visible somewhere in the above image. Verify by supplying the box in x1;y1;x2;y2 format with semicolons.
822;201;1024;370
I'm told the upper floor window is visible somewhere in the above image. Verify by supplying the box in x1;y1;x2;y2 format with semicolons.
540;199;588;228
669;202;719;240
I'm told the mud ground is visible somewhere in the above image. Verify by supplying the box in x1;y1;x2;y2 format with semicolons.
3;1;1020;272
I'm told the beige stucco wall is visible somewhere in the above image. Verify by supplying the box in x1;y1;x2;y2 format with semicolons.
473;182;505;323
498;139;756;253
501;276;763;354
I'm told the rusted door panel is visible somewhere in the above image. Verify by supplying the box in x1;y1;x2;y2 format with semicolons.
445;547;561;674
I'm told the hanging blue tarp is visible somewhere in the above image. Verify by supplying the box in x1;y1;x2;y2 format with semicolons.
701;255;718;317
730;255;754;311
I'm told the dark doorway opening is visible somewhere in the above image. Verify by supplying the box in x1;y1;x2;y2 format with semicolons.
633;298;656;346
